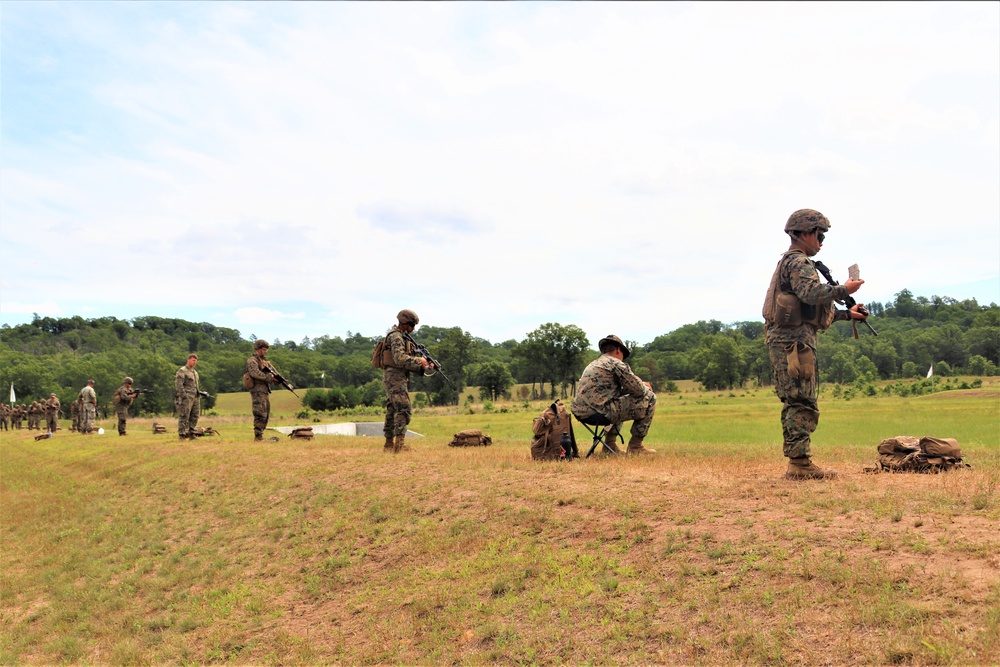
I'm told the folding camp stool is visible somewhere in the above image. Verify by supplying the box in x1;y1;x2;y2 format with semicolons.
574;413;622;458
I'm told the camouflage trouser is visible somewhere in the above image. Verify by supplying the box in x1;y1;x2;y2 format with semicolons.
586;391;658;440
115;406;129;435
71;412;79;432
768;340;819;459
250;390;270;438
382;371;412;438
177;394;200;437
81;404;97;433
0;417;7;430
46;414;58;433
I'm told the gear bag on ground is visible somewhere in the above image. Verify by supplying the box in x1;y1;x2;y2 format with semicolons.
869;436;970;473
448;429;492;447
530;400;577;460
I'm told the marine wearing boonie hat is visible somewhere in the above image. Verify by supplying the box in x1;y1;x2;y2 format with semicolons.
598;335;630;359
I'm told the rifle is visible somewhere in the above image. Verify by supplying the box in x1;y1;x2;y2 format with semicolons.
265;368;299;397
813;261;878;337
197;390;215;400
401;332;455;388
131;389;154;397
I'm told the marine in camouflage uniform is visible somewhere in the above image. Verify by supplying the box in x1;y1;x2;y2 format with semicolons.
763;209;867;480
79;380;98;434
70;398;81;432
246;340;282;441
175;354;201;439
114;377;138;436
571;335;657;455
44;393;60;433
12;405;24;429
27;401;40;430
0;403;9;431
380;309;430;453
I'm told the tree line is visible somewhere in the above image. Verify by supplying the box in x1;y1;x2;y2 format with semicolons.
0;289;996;415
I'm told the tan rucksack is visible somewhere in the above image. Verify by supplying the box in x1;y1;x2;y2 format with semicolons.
449;429;492;447
873;436;969;473
371;338;387;369
530;400;578;461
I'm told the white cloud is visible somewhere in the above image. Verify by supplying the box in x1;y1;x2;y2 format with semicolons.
234;308;306;324
1;2;997;344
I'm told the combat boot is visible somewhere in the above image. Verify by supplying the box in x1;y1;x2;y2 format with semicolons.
785;457;837;480
384;436;394;452
626;436;656;455
392;435;411;453
602;427;622;455
254;434;263;442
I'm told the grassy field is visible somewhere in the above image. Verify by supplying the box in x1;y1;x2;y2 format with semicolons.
2;382;998;665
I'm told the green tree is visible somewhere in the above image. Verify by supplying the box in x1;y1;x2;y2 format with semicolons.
824;349;858;385
472;361;514;401
691;335;744;390
515;323;589;398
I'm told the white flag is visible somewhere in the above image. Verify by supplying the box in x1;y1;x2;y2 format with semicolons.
8;383;14;403
926;365;934;378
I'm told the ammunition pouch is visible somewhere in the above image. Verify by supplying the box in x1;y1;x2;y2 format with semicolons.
785;342;816;381
774;292;802;326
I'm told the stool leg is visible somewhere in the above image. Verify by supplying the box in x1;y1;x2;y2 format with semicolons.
584;426;604;459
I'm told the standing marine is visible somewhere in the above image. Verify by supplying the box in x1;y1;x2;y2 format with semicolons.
175;354;201;439
79;380;98;434
114;377;139;436
571;335;657;455
70;397;81;432
44;393;61;433
763;209;867;480
379;309;430;453
246;340;284;441
0;403;9;431
28;400;40;430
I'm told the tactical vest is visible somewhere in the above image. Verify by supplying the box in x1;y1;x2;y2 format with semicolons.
762;248;834;329
373;330;413;370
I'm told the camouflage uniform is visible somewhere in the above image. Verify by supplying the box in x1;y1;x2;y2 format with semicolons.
79;384;98;434
27;401;40;430
571;354;657;444
12;405;23;429
764;247;852;460
70;398;80;432
114;383;136;435
45;395;60;433
0;404;8;431
246;345;277;440
175;362;200;438
381;327;425;440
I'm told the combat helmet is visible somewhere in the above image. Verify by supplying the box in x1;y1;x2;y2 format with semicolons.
598;335;631;360
254;339;270;350
124;377;134;384
397;309;420;326
785;209;830;235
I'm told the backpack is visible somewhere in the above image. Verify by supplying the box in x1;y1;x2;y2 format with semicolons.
242;372;254;390
371;338;387;369
873;436;969;473
530;400;578;461
449;429;492;447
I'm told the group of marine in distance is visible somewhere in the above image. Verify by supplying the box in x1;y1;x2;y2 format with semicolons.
1;209;869;481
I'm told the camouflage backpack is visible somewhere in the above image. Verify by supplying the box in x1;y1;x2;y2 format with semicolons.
449;429;492;447
873;436;970;473
371;338;387;369
530;400;578;461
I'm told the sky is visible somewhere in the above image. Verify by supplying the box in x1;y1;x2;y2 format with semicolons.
2;2;998;348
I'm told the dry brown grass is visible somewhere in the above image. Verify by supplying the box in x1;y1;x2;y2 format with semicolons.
2;391;998;666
